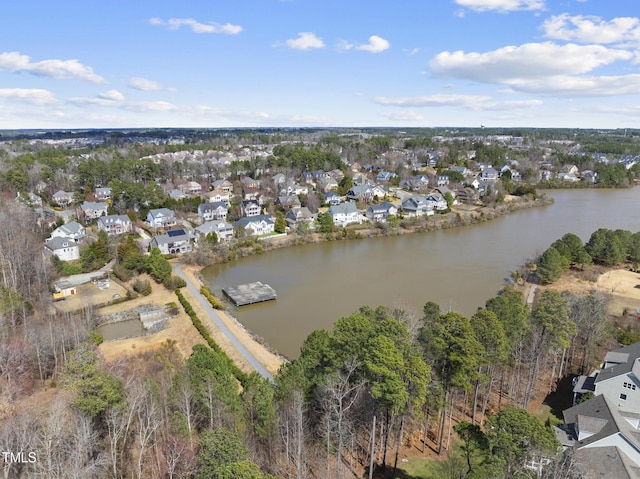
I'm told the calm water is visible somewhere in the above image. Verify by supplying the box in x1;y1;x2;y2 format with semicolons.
97;318;144;341
203;189;640;359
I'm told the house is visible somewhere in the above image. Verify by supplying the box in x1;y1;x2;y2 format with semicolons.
434;175;450;187
582;170;598;184
376;171;397;182
149;229;192;255
195;220;234;242
559;394;640;478
573;342;640;414
198;202;228;221
401;196;434;217
35;207;57;229
169;189;188;201
50;221;86;242
242;185;261;201
240;200;261;217
328;202;362;227
316;177;339;193
563;164;580;175
147;208;177;228
399;176;430;192
478;167;499;181
301;171;315;184
272;173;287;187
276;195;302;211
456;186;480;204
180;181;202;194
540;170;554;181
280;181;309;196
449;166;468;176
365;202;398;222
203;188;231;205
328;169;345;183
53;280;77;301
17;192;42;208
44;237;80;262
97;214;132;236
211;179;233;193
557;172;580;182
234;214;275;236
95;187;112;201
285;207;314;228
324;191;342;206
370;184;388;200
79;201;108;221
425;193;448;211
52;190;75;207
240;176;260;189
346;184;373;203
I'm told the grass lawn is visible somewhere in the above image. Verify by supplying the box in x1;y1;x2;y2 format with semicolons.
393;457;442;478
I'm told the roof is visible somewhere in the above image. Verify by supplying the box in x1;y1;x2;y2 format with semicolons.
196;220;233;235
597;343;640;384
328;202;359;216
45;236;78;251
80;201;107;211
98;214;130;225
148;208;175;218
234;214;275;228
56;221;85;236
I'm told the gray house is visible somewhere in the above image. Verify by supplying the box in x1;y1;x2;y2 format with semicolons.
147;208;177;228
97;214;132;236
198;201;228;221
365;201;398;222
149;229;192;255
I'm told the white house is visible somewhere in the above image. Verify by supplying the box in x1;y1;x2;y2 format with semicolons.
198;202;228;221
240;200;261;217
195;220;234;242
328;202;362;227
97;214;132;236
44;237;80;262
234;214;275;236
50;221;86;242
401;196;434;217
147;208;177;228
80;201;108;221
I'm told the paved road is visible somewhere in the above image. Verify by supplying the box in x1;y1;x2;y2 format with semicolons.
174;264;273;381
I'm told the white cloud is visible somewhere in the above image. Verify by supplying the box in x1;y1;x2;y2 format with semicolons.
373;93;542;111
542;14;640;45
0;52;104;83
0;88;57;105
507;74;640;96
356;35;390;53
374;93;491;108
98;90;125;101
149;17;242;35
285;32;325;50
430;42;632;83
379;110;424;121
123;101;177;112
129;77;164;91
454;0;545;12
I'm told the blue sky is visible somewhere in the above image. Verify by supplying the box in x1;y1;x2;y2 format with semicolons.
1;0;639;129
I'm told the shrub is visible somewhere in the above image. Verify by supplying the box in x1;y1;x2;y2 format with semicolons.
200;286;225;310
112;263;132;282
164;275;186;291
132;278;152;296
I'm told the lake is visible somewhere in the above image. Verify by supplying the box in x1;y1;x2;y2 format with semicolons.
203;188;640;359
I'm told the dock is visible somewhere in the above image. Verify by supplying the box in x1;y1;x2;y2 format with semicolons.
222;282;277;306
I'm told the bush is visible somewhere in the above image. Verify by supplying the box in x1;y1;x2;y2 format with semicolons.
132;278;152;296
200;286;225;310
163;275;186;291
112;263;132;282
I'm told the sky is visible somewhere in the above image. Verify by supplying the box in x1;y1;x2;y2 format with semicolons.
1;0;640;130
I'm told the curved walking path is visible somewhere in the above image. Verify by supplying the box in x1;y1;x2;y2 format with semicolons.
175;264;273;381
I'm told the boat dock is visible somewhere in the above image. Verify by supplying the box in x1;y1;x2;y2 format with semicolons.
222;282;277;306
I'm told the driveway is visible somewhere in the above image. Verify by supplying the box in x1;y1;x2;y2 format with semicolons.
174;264;273;380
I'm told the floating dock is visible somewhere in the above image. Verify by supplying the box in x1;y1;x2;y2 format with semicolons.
222;282;277;306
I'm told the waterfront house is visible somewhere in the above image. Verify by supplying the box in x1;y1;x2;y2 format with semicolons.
195;220;234;242
198;201;228;221
328;202;362;227
147;208;177;228
240;200;261;217
285;207;314;228
234;214;275;236
425;193;448;211
365;201;398;222
44;237;80;262
401;196;434;217
50;221;86;242
149;229;192;255
97;214;132;236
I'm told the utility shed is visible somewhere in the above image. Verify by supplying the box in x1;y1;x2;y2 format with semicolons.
222;282;277;306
